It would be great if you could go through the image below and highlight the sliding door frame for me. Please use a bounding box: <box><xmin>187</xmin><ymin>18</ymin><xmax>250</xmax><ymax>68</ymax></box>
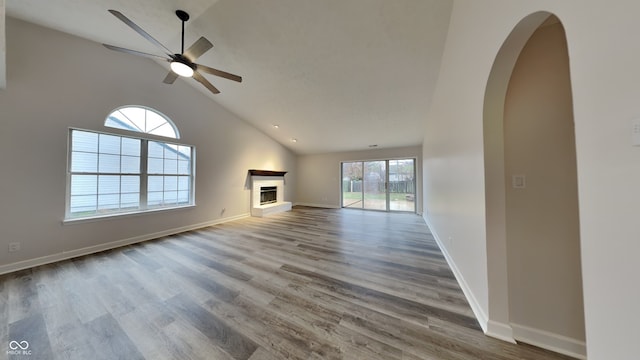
<box><xmin>341</xmin><ymin>157</ymin><xmax>416</xmax><ymax>213</ymax></box>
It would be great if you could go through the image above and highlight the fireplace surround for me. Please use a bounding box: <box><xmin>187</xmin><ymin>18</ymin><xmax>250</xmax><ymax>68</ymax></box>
<box><xmin>249</xmin><ymin>170</ymin><xmax>292</xmax><ymax>217</ymax></box>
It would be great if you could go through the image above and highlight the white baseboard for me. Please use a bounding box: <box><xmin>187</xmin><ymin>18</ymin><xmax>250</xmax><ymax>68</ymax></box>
<box><xmin>512</xmin><ymin>323</ymin><xmax>587</xmax><ymax>360</ymax></box>
<box><xmin>0</xmin><ymin>213</ymin><xmax>250</xmax><ymax>275</ymax></box>
<box><xmin>486</xmin><ymin>320</ymin><xmax>516</xmax><ymax>343</ymax></box>
<box><xmin>423</xmin><ymin>215</ymin><xmax>585</xmax><ymax>358</ymax></box>
<box><xmin>423</xmin><ymin>214</ymin><xmax>490</xmax><ymax>333</ymax></box>
<box><xmin>293</xmin><ymin>202</ymin><xmax>340</xmax><ymax>209</ymax></box>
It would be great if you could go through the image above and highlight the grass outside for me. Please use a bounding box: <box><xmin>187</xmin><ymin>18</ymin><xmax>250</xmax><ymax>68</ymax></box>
<box><xmin>342</xmin><ymin>191</ymin><xmax>411</xmax><ymax>201</ymax></box>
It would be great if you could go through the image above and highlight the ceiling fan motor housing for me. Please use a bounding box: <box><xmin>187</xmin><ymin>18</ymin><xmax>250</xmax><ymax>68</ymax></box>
<box><xmin>173</xmin><ymin>54</ymin><xmax>195</xmax><ymax>68</ymax></box>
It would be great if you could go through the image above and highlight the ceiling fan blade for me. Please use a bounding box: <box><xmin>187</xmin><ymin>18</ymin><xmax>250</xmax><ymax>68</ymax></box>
<box><xmin>195</xmin><ymin>64</ymin><xmax>242</xmax><ymax>83</ymax></box>
<box><xmin>183</xmin><ymin>37</ymin><xmax>213</xmax><ymax>62</ymax></box>
<box><xmin>193</xmin><ymin>71</ymin><xmax>220</xmax><ymax>94</ymax></box>
<box><xmin>163</xmin><ymin>71</ymin><xmax>179</xmax><ymax>84</ymax></box>
<box><xmin>103</xmin><ymin>44</ymin><xmax>170</xmax><ymax>62</ymax></box>
<box><xmin>108</xmin><ymin>10</ymin><xmax>173</xmax><ymax>56</ymax></box>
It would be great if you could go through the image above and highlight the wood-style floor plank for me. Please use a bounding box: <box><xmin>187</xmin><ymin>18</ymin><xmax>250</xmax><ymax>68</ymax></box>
<box><xmin>0</xmin><ymin>206</ymin><xmax>578</xmax><ymax>359</ymax></box>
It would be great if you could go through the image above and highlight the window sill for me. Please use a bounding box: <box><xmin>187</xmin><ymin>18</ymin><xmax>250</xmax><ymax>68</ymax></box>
<box><xmin>62</xmin><ymin>204</ymin><xmax>196</xmax><ymax>225</ymax></box>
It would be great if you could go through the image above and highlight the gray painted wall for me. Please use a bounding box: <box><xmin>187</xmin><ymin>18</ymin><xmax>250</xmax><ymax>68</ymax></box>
<box><xmin>0</xmin><ymin>17</ymin><xmax>296</xmax><ymax>270</ymax></box>
<box><xmin>296</xmin><ymin>146</ymin><xmax>422</xmax><ymax>212</ymax></box>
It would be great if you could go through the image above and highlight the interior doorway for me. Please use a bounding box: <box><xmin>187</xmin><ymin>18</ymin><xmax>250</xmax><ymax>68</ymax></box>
<box><xmin>341</xmin><ymin>158</ymin><xmax>416</xmax><ymax>212</ymax></box>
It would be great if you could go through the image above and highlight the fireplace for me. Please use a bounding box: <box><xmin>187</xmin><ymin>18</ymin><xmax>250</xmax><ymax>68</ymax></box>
<box><xmin>249</xmin><ymin>169</ymin><xmax>292</xmax><ymax>217</ymax></box>
<box><xmin>260</xmin><ymin>186</ymin><xmax>278</xmax><ymax>205</ymax></box>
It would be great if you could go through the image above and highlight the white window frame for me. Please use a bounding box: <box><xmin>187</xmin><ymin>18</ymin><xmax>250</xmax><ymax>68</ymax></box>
<box><xmin>65</xmin><ymin>128</ymin><xmax>195</xmax><ymax>222</ymax></box>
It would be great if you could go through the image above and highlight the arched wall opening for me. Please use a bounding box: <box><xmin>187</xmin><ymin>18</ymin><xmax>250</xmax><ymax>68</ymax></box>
<box><xmin>483</xmin><ymin>12</ymin><xmax>586</xmax><ymax>359</ymax></box>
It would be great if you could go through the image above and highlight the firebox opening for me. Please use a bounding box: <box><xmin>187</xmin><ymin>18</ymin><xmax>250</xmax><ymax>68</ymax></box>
<box><xmin>260</xmin><ymin>186</ymin><xmax>278</xmax><ymax>205</ymax></box>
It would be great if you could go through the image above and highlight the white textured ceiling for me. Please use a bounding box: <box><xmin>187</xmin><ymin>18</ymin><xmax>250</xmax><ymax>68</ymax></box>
<box><xmin>6</xmin><ymin>0</ymin><xmax>453</xmax><ymax>154</ymax></box>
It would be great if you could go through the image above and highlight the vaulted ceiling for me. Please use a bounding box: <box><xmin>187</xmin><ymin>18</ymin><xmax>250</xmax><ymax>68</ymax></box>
<box><xmin>5</xmin><ymin>0</ymin><xmax>453</xmax><ymax>154</ymax></box>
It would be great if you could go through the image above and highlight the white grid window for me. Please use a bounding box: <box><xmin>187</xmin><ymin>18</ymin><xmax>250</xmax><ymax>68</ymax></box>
<box><xmin>66</xmin><ymin>129</ymin><xmax>194</xmax><ymax>220</ymax></box>
<box><xmin>147</xmin><ymin>141</ymin><xmax>192</xmax><ymax>208</ymax></box>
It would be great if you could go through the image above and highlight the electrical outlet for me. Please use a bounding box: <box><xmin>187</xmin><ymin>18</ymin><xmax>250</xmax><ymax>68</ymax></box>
<box><xmin>8</xmin><ymin>242</ymin><xmax>20</xmax><ymax>253</ymax></box>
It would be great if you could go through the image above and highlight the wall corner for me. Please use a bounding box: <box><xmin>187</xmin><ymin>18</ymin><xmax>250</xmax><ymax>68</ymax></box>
<box><xmin>0</xmin><ymin>0</ymin><xmax>6</xmax><ymax>89</ymax></box>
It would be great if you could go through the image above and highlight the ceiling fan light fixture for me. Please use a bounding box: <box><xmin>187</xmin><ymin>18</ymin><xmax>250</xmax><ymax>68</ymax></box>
<box><xmin>170</xmin><ymin>60</ymin><xmax>194</xmax><ymax>77</ymax></box>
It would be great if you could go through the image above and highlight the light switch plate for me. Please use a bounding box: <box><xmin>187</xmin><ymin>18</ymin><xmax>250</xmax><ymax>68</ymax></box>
<box><xmin>632</xmin><ymin>119</ymin><xmax>640</xmax><ymax>146</ymax></box>
<box><xmin>512</xmin><ymin>175</ymin><xmax>526</xmax><ymax>189</ymax></box>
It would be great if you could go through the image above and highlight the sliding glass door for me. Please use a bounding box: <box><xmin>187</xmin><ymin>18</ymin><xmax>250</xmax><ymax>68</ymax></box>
<box><xmin>363</xmin><ymin>161</ymin><xmax>386</xmax><ymax>210</ymax></box>
<box><xmin>342</xmin><ymin>161</ymin><xmax>363</xmax><ymax>208</ymax></box>
<box><xmin>341</xmin><ymin>158</ymin><xmax>415</xmax><ymax>212</ymax></box>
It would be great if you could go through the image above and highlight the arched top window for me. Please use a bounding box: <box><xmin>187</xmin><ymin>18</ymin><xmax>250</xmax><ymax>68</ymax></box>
<box><xmin>105</xmin><ymin>106</ymin><xmax>179</xmax><ymax>139</ymax></box>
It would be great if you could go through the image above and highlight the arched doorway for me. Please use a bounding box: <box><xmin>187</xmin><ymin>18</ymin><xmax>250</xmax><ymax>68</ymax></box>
<box><xmin>483</xmin><ymin>12</ymin><xmax>586</xmax><ymax>359</ymax></box>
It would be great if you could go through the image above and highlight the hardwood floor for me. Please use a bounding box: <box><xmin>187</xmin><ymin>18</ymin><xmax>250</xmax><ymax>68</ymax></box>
<box><xmin>0</xmin><ymin>206</ymin><xmax>576</xmax><ymax>359</ymax></box>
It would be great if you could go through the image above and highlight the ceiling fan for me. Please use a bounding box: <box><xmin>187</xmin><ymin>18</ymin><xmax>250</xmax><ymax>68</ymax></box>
<box><xmin>103</xmin><ymin>9</ymin><xmax>242</xmax><ymax>95</ymax></box>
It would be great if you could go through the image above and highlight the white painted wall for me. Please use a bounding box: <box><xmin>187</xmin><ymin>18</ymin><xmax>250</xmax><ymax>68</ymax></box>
<box><xmin>296</xmin><ymin>146</ymin><xmax>421</xmax><ymax>212</ymax></box>
<box><xmin>423</xmin><ymin>1</ymin><xmax>640</xmax><ymax>358</ymax></box>
<box><xmin>0</xmin><ymin>18</ymin><xmax>296</xmax><ymax>271</ymax></box>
